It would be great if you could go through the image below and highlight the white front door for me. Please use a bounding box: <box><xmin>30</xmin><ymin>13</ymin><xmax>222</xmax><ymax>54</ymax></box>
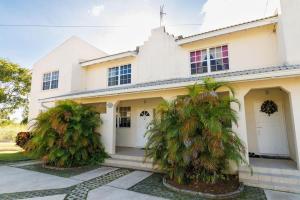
<box><xmin>254</xmin><ymin>100</ymin><xmax>289</xmax><ymax>156</ymax></box>
<box><xmin>136</xmin><ymin>110</ymin><xmax>152</xmax><ymax>148</ymax></box>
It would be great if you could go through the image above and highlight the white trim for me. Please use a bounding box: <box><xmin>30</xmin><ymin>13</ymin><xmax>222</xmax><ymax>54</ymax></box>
<box><xmin>81</xmin><ymin>51</ymin><xmax>137</xmax><ymax>67</ymax></box>
<box><xmin>176</xmin><ymin>16</ymin><xmax>278</xmax><ymax>45</ymax></box>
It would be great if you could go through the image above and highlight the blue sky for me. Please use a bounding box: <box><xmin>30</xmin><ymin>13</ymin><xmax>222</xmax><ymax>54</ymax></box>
<box><xmin>0</xmin><ymin>0</ymin><xmax>279</xmax><ymax>69</ymax></box>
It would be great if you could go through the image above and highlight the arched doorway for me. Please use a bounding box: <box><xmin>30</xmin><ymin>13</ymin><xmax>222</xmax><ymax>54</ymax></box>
<box><xmin>245</xmin><ymin>87</ymin><xmax>296</xmax><ymax>160</ymax></box>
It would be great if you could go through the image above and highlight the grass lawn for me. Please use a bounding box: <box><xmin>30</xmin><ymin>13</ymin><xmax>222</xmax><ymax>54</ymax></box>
<box><xmin>0</xmin><ymin>152</ymin><xmax>32</xmax><ymax>164</ymax></box>
<box><xmin>0</xmin><ymin>123</ymin><xmax>27</xmax><ymax>142</ymax></box>
<box><xmin>19</xmin><ymin>164</ymin><xmax>103</xmax><ymax>177</ymax></box>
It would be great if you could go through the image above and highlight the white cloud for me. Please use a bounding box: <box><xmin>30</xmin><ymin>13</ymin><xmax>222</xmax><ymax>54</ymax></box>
<box><xmin>199</xmin><ymin>0</ymin><xmax>280</xmax><ymax>32</ymax></box>
<box><xmin>89</xmin><ymin>5</ymin><xmax>105</xmax><ymax>16</ymax></box>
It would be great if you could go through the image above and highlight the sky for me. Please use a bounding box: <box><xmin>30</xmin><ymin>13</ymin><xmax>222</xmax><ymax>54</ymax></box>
<box><xmin>0</xmin><ymin>0</ymin><xmax>280</xmax><ymax>70</ymax></box>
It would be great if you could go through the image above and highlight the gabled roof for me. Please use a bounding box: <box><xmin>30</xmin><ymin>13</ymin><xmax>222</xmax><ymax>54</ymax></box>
<box><xmin>176</xmin><ymin>15</ymin><xmax>278</xmax><ymax>45</ymax></box>
<box><xmin>33</xmin><ymin>36</ymin><xmax>107</xmax><ymax>68</ymax></box>
<box><xmin>40</xmin><ymin>64</ymin><xmax>300</xmax><ymax>102</ymax></box>
<box><xmin>80</xmin><ymin>50</ymin><xmax>137</xmax><ymax>67</ymax></box>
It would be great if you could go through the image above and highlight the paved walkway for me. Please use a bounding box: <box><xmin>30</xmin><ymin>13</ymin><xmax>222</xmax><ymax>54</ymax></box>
<box><xmin>0</xmin><ymin>162</ymin><xmax>300</xmax><ymax>200</ymax></box>
<box><xmin>88</xmin><ymin>186</ymin><xmax>165</xmax><ymax>200</ymax></box>
<box><xmin>265</xmin><ymin>190</ymin><xmax>300</xmax><ymax>200</ymax></box>
<box><xmin>0</xmin><ymin>166</ymin><xmax>80</xmax><ymax>193</ymax></box>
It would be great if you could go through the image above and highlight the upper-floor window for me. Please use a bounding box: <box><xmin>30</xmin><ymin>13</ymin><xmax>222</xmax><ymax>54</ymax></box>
<box><xmin>190</xmin><ymin>45</ymin><xmax>229</xmax><ymax>75</ymax></box>
<box><xmin>42</xmin><ymin>71</ymin><xmax>59</xmax><ymax>90</ymax></box>
<box><xmin>209</xmin><ymin>45</ymin><xmax>229</xmax><ymax>72</ymax></box>
<box><xmin>108</xmin><ymin>67</ymin><xmax>119</xmax><ymax>86</ymax></box>
<box><xmin>120</xmin><ymin>65</ymin><xmax>131</xmax><ymax>85</ymax></box>
<box><xmin>190</xmin><ymin>49</ymin><xmax>208</xmax><ymax>74</ymax></box>
<box><xmin>108</xmin><ymin>64</ymin><xmax>131</xmax><ymax>86</ymax></box>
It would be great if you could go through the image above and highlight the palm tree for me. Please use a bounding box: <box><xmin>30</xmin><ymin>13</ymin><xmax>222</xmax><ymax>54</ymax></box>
<box><xmin>145</xmin><ymin>77</ymin><xmax>245</xmax><ymax>184</ymax></box>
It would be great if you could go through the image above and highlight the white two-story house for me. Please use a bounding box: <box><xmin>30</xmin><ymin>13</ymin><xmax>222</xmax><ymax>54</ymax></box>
<box><xmin>29</xmin><ymin>0</ymin><xmax>300</xmax><ymax>192</ymax></box>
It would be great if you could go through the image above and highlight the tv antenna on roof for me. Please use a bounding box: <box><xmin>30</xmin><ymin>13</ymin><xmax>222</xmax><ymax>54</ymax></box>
<box><xmin>160</xmin><ymin>5</ymin><xmax>166</xmax><ymax>26</ymax></box>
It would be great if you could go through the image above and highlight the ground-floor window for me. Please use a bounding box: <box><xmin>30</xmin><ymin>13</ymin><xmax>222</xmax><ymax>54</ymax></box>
<box><xmin>118</xmin><ymin>107</ymin><xmax>131</xmax><ymax>127</ymax></box>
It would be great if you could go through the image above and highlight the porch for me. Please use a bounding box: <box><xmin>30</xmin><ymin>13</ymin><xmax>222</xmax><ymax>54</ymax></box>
<box><xmin>115</xmin><ymin>147</ymin><xmax>145</xmax><ymax>157</ymax></box>
<box><xmin>235</xmin><ymin>81</ymin><xmax>300</xmax><ymax>193</ymax></box>
<box><xmin>239</xmin><ymin>157</ymin><xmax>300</xmax><ymax>193</ymax></box>
<box><xmin>75</xmin><ymin>77</ymin><xmax>300</xmax><ymax>191</ymax></box>
<box><xmin>231</xmin><ymin>80</ymin><xmax>300</xmax><ymax>167</ymax></box>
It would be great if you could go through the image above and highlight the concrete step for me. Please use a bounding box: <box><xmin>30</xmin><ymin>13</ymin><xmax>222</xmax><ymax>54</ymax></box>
<box><xmin>239</xmin><ymin>166</ymin><xmax>300</xmax><ymax>193</ymax></box>
<box><xmin>239</xmin><ymin>165</ymin><xmax>300</xmax><ymax>177</ymax></box>
<box><xmin>241</xmin><ymin>178</ymin><xmax>300</xmax><ymax>193</ymax></box>
<box><xmin>109</xmin><ymin>154</ymin><xmax>153</xmax><ymax>163</ymax></box>
<box><xmin>103</xmin><ymin>157</ymin><xmax>157</xmax><ymax>172</ymax></box>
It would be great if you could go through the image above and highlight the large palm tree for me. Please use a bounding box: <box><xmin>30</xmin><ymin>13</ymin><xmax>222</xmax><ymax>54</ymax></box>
<box><xmin>145</xmin><ymin>77</ymin><xmax>245</xmax><ymax>184</ymax></box>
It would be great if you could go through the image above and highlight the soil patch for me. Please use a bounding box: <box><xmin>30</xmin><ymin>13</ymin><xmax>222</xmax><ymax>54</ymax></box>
<box><xmin>166</xmin><ymin>175</ymin><xmax>240</xmax><ymax>195</ymax></box>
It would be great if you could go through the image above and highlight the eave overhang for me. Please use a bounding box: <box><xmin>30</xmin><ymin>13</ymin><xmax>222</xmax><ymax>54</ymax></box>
<box><xmin>39</xmin><ymin>65</ymin><xmax>300</xmax><ymax>103</ymax></box>
<box><xmin>80</xmin><ymin>51</ymin><xmax>137</xmax><ymax>67</ymax></box>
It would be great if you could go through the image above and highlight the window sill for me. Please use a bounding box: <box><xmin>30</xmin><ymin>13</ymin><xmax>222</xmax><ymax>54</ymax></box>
<box><xmin>108</xmin><ymin>82</ymin><xmax>132</xmax><ymax>88</ymax></box>
<box><xmin>41</xmin><ymin>88</ymin><xmax>59</xmax><ymax>92</ymax></box>
<box><xmin>190</xmin><ymin>68</ymin><xmax>230</xmax><ymax>76</ymax></box>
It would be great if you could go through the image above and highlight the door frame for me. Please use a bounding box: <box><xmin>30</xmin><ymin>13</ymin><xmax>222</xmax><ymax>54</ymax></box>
<box><xmin>136</xmin><ymin>108</ymin><xmax>153</xmax><ymax>148</ymax></box>
<box><xmin>254</xmin><ymin>100</ymin><xmax>289</xmax><ymax>156</ymax></box>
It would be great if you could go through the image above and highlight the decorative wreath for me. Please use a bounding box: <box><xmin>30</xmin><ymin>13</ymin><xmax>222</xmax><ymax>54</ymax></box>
<box><xmin>260</xmin><ymin>100</ymin><xmax>278</xmax><ymax>116</ymax></box>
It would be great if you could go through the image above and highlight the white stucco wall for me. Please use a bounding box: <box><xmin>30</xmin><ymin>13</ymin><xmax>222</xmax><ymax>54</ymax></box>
<box><xmin>83</xmin><ymin>25</ymin><xmax>281</xmax><ymax>93</ymax></box>
<box><xmin>85</xmin><ymin>57</ymin><xmax>135</xmax><ymax>91</ymax></box>
<box><xmin>28</xmin><ymin>36</ymin><xmax>106</xmax><ymax>120</ymax></box>
<box><xmin>116</xmin><ymin>98</ymin><xmax>162</xmax><ymax>148</ymax></box>
<box><xmin>134</xmin><ymin>27</ymin><xmax>189</xmax><ymax>82</ymax></box>
<box><xmin>277</xmin><ymin>0</ymin><xmax>300</xmax><ymax>65</ymax></box>
<box><xmin>181</xmin><ymin>25</ymin><xmax>280</xmax><ymax>71</ymax></box>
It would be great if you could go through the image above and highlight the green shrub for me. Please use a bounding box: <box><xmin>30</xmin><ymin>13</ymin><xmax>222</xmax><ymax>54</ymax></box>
<box><xmin>145</xmin><ymin>78</ymin><xmax>246</xmax><ymax>184</ymax></box>
<box><xmin>26</xmin><ymin>100</ymin><xmax>108</xmax><ymax>167</ymax></box>
<box><xmin>16</xmin><ymin>132</ymin><xmax>32</xmax><ymax>148</ymax></box>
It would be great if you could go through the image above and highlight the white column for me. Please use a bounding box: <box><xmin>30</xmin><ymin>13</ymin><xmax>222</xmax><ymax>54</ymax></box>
<box><xmin>100</xmin><ymin>101</ymin><xmax>118</xmax><ymax>154</ymax></box>
<box><xmin>289</xmin><ymin>89</ymin><xmax>300</xmax><ymax>169</ymax></box>
<box><xmin>231</xmin><ymin>89</ymin><xmax>249</xmax><ymax>163</ymax></box>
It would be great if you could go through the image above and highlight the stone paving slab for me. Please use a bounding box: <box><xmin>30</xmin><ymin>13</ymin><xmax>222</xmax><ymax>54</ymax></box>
<box><xmin>65</xmin><ymin>168</ymin><xmax>131</xmax><ymax>200</ymax></box>
<box><xmin>107</xmin><ymin>170</ymin><xmax>152</xmax><ymax>189</ymax></box>
<box><xmin>265</xmin><ymin>190</ymin><xmax>300</xmax><ymax>200</ymax></box>
<box><xmin>70</xmin><ymin>166</ymin><xmax>118</xmax><ymax>181</ymax></box>
<box><xmin>0</xmin><ymin>166</ymin><xmax>80</xmax><ymax>194</ymax></box>
<box><xmin>88</xmin><ymin>185</ymin><xmax>167</xmax><ymax>200</ymax></box>
<box><xmin>22</xmin><ymin>194</ymin><xmax>66</xmax><ymax>200</ymax></box>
